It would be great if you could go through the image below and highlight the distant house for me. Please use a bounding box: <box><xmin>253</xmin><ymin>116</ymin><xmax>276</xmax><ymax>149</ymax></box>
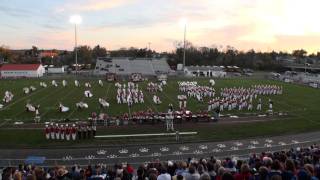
<box><xmin>0</xmin><ymin>64</ymin><xmax>45</xmax><ymax>78</ymax></box>
<box><xmin>39</xmin><ymin>51</ymin><xmax>58</xmax><ymax>58</ymax></box>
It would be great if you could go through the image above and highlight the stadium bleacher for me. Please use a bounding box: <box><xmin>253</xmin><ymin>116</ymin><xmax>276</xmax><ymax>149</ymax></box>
<box><xmin>94</xmin><ymin>57</ymin><xmax>171</xmax><ymax>76</ymax></box>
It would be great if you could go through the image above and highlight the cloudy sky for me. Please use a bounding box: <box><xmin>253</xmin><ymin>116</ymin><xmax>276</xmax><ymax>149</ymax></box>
<box><xmin>1</xmin><ymin>0</ymin><xmax>320</xmax><ymax>53</ymax></box>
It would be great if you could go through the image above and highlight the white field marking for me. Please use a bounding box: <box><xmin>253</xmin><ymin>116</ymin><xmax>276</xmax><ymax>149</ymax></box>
<box><xmin>1</xmin><ymin>87</ymin><xmax>47</xmax><ymax>111</ymax></box>
<box><xmin>128</xmin><ymin>105</ymin><xmax>132</xmax><ymax>119</ymax></box>
<box><xmin>67</xmin><ymin>82</ymin><xmax>102</xmax><ymax>118</ymax></box>
<box><xmin>70</xmin><ymin>83</ymin><xmax>108</xmax><ymax>118</ymax></box>
<box><xmin>0</xmin><ymin>119</ymin><xmax>12</xmax><ymax>127</ymax></box>
<box><xmin>9</xmin><ymin>87</ymin><xmax>62</xmax><ymax>120</ymax></box>
<box><xmin>106</xmin><ymin>154</ymin><xmax>118</xmax><ymax>159</ymax></box>
<box><xmin>2</xmin><ymin>139</ymin><xmax>318</xmax><ymax>163</ymax></box>
<box><xmin>160</xmin><ymin>147</ymin><xmax>170</xmax><ymax>152</ymax></box>
<box><xmin>163</xmin><ymin>81</ymin><xmax>184</xmax><ymax>107</ymax></box>
<box><xmin>145</xmin><ymin>92</ymin><xmax>159</xmax><ymax>112</ymax></box>
<box><xmin>96</xmin><ymin>150</ymin><xmax>107</xmax><ymax>155</ymax></box>
<box><xmin>129</xmin><ymin>153</ymin><xmax>140</xmax><ymax>157</ymax></box>
<box><xmin>88</xmin><ymin>139</ymin><xmax>313</xmax><ymax>159</ymax></box>
<box><xmin>95</xmin><ymin>132</ymin><xmax>198</xmax><ymax>138</ymax></box>
<box><xmin>40</xmin><ymin>87</ymin><xmax>78</xmax><ymax>118</ymax></box>
<box><xmin>119</xmin><ymin>148</ymin><xmax>129</xmax><ymax>154</ymax></box>
<box><xmin>139</xmin><ymin>147</ymin><xmax>149</xmax><ymax>153</ymax></box>
<box><xmin>199</xmin><ymin>145</ymin><xmax>208</xmax><ymax>150</ymax></box>
<box><xmin>67</xmin><ymin>95</ymin><xmax>86</xmax><ymax>118</ymax></box>
<box><xmin>159</xmin><ymin>86</ymin><xmax>179</xmax><ymax>107</ymax></box>
<box><xmin>144</xmin><ymin>90</ymin><xmax>159</xmax><ymax>112</ymax></box>
<box><xmin>100</xmin><ymin>82</ymin><xmax>112</xmax><ymax>114</ymax></box>
<box><xmin>220</xmin><ymin>119</ymin><xmax>279</xmax><ymax>124</ymax></box>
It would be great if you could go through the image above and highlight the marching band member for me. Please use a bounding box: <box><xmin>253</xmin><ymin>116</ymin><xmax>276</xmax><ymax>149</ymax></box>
<box><xmin>71</xmin><ymin>124</ymin><xmax>77</xmax><ymax>140</ymax></box>
<box><xmin>248</xmin><ymin>100</ymin><xmax>253</xmax><ymax>111</ymax></box>
<box><xmin>269</xmin><ymin>99</ymin><xmax>273</xmax><ymax>110</ymax></box>
<box><xmin>74</xmin><ymin>80</ymin><xmax>80</xmax><ymax>87</ymax></box>
<box><xmin>65</xmin><ymin>124</ymin><xmax>71</xmax><ymax>141</ymax></box>
<box><xmin>166</xmin><ymin>111</ymin><xmax>174</xmax><ymax>131</ymax></box>
<box><xmin>257</xmin><ymin>98</ymin><xmax>262</xmax><ymax>111</ymax></box>
<box><xmin>45</xmin><ymin>125</ymin><xmax>50</xmax><ymax>140</ymax></box>
<box><xmin>34</xmin><ymin>105</ymin><xmax>40</xmax><ymax>123</ymax></box>
<box><xmin>98</xmin><ymin>80</ymin><xmax>103</xmax><ymax>87</ymax></box>
<box><xmin>62</xmin><ymin>80</ymin><xmax>67</xmax><ymax>87</ymax></box>
<box><xmin>87</xmin><ymin>124</ymin><xmax>92</xmax><ymax>138</ymax></box>
<box><xmin>92</xmin><ymin>122</ymin><xmax>97</xmax><ymax>137</ymax></box>
<box><xmin>77</xmin><ymin>123</ymin><xmax>82</xmax><ymax>140</ymax></box>
<box><xmin>81</xmin><ymin>125</ymin><xmax>87</xmax><ymax>139</ymax></box>
<box><xmin>50</xmin><ymin>123</ymin><xmax>55</xmax><ymax>140</ymax></box>
<box><xmin>60</xmin><ymin>124</ymin><xmax>65</xmax><ymax>140</ymax></box>
<box><xmin>52</xmin><ymin>80</ymin><xmax>58</xmax><ymax>87</ymax></box>
<box><xmin>55</xmin><ymin>123</ymin><xmax>60</xmax><ymax>140</ymax></box>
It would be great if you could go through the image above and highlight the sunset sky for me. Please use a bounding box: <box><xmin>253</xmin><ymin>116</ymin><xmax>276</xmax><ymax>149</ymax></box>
<box><xmin>1</xmin><ymin>0</ymin><xmax>320</xmax><ymax>53</ymax></box>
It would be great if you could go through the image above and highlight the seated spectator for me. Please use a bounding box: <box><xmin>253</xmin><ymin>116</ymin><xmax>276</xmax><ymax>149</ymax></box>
<box><xmin>222</xmin><ymin>172</ymin><xmax>235</xmax><ymax>180</ymax></box>
<box><xmin>157</xmin><ymin>166</ymin><xmax>171</xmax><ymax>180</ymax></box>
<box><xmin>234</xmin><ymin>164</ymin><xmax>251</xmax><ymax>180</ymax></box>
<box><xmin>282</xmin><ymin>159</ymin><xmax>296</xmax><ymax>180</ymax></box>
<box><xmin>258</xmin><ymin>166</ymin><xmax>270</xmax><ymax>180</ymax></box>
<box><xmin>185</xmin><ymin>165</ymin><xmax>201</xmax><ymax>180</ymax></box>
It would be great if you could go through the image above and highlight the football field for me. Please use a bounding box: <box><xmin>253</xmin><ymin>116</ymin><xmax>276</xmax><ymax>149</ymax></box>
<box><xmin>0</xmin><ymin>77</ymin><xmax>306</xmax><ymax>123</ymax></box>
<box><xmin>0</xmin><ymin>77</ymin><xmax>320</xmax><ymax>147</ymax></box>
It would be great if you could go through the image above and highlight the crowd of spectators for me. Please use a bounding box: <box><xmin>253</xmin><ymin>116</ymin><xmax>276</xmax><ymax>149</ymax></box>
<box><xmin>2</xmin><ymin>144</ymin><xmax>320</xmax><ymax>180</ymax></box>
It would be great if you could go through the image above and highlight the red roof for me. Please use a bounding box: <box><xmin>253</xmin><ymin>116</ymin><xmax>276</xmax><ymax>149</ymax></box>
<box><xmin>0</xmin><ymin>64</ymin><xmax>41</xmax><ymax>71</ymax></box>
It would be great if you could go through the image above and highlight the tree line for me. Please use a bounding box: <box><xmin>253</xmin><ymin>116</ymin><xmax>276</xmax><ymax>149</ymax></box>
<box><xmin>1</xmin><ymin>43</ymin><xmax>319</xmax><ymax>71</ymax></box>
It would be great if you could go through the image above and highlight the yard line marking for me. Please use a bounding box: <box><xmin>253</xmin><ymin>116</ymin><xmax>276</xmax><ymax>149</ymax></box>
<box><xmin>67</xmin><ymin>91</ymin><xmax>87</xmax><ymax>119</ymax></box>
<box><xmin>40</xmin><ymin>87</ymin><xmax>78</xmax><ymax>118</ymax></box>
<box><xmin>101</xmin><ymin>81</ymin><xmax>112</xmax><ymax>114</ymax></box>
<box><xmin>163</xmin><ymin>81</ymin><xmax>182</xmax><ymax>107</ymax></box>
<box><xmin>9</xmin><ymin>87</ymin><xmax>63</xmax><ymax>121</ymax></box>
<box><xmin>0</xmin><ymin>119</ymin><xmax>11</xmax><ymax>128</ymax></box>
<box><xmin>160</xmin><ymin>89</ymin><xmax>178</xmax><ymax>107</ymax></box>
<box><xmin>144</xmin><ymin>89</ymin><xmax>159</xmax><ymax>113</ymax></box>
<box><xmin>128</xmin><ymin>105</ymin><xmax>132</xmax><ymax>118</ymax></box>
<box><xmin>104</xmin><ymin>81</ymin><xmax>112</xmax><ymax>99</ymax></box>
<box><xmin>69</xmin><ymin>81</ymin><xmax>112</xmax><ymax>119</ymax></box>
<box><xmin>1</xmin><ymin>87</ymin><xmax>47</xmax><ymax>111</ymax></box>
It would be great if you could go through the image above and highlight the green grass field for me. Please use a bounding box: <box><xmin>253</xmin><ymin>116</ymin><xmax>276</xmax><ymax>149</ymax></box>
<box><xmin>0</xmin><ymin>77</ymin><xmax>319</xmax><ymax>147</ymax></box>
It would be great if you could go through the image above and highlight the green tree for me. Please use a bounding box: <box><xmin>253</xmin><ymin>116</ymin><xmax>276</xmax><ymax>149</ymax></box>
<box><xmin>77</xmin><ymin>45</ymin><xmax>92</xmax><ymax>64</ymax></box>
<box><xmin>92</xmin><ymin>45</ymin><xmax>107</xmax><ymax>59</ymax></box>
<box><xmin>0</xmin><ymin>45</ymin><xmax>12</xmax><ymax>63</ymax></box>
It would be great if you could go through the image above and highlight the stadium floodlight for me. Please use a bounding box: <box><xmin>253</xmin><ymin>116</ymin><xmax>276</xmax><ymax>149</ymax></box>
<box><xmin>69</xmin><ymin>15</ymin><xmax>82</xmax><ymax>74</ymax></box>
<box><xmin>179</xmin><ymin>18</ymin><xmax>188</xmax><ymax>69</ymax></box>
<box><xmin>69</xmin><ymin>15</ymin><xmax>82</xmax><ymax>25</ymax></box>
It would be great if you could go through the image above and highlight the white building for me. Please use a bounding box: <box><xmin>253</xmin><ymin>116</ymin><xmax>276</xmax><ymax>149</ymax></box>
<box><xmin>0</xmin><ymin>64</ymin><xmax>45</xmax><ymax>78</ymax></box>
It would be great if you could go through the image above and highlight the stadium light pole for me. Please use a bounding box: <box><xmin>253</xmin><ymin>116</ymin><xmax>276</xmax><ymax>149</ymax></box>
<box><xmin>179</xmin><ymin>18</ymin><xmax>187</xmax><ymax>69</ymax></box>
<box><xmin>69</xmin><ymin>15</ymin><xmax>82</xmax><ymax>74</ymax></box>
